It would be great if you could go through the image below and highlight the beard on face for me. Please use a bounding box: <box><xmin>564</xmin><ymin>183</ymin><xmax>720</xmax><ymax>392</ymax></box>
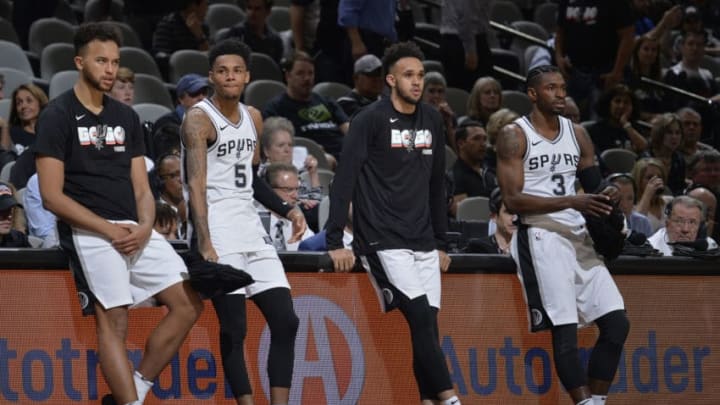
<box><xmin>396</xmin><ymin>84</ymin><xmax>420</xmax><ymax>106</ymax></box>
<box><xmin>83</xmin><ymin>69</ymin><xmax>113</xmax><ymax>92</ymax></box>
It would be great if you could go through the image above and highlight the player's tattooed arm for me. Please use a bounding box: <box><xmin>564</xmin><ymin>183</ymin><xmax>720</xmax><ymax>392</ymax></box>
<box><xmin>495</xmin><ymin>124</ymin><xmax>527</xmax><ymax>213</ymax></box>
<box><xmin>181</xmin><ymin>107</ymin><xmax>218</xmax><ymax>261</ymax></box>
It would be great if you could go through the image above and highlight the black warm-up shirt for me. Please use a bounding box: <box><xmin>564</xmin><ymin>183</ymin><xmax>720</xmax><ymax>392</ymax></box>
<box><xmin>325</xmin><ymin>97</ymin><xmax>448</xmax><ymax>254</ymax></box>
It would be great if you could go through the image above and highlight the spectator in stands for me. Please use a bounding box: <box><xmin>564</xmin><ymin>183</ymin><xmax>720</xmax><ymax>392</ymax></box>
<box><xmin>586</xmin><ymin>84</ymin><xmax>648</xmax><ymax>155</ymax></box>
<box><xmin>337</xmin><ymin>54</ymin><xmax>384</xmax><ymax>117</ymax></box>
<box><xmin>7</xmin><ymin>84</ymin><xmax>48</xmax><ymax>156</ymax></box>
<box><xmin>0</xmin><ymin>182</ymin><xmax>29</xmax><ymax>247</ymax></box>
<box><xmin>153</xmin><ymin>153</ymin><xmax>186</xmax><ymax>239</ymax></box>
<box><xmin>449</xmin><ymin>120</ymin><xmax>496</xmax><ymax>217</ymax></box>
<box><xmin>154</xmin><ymin>201</ymin><xmax>179</xmax><ymax>240</ymax></box>
<box><xmin>484</xmin><ymin>108</ymin><xmax>519</xmax><ymax>176</ymax></box>
<box><xmin>633</xmin><ymin>157</ymin><xmax>673</xmax><ymax>234</ymax></box>
<box><xmin>466</xmin><ymin>188</ymin><xmax>516</xmax><ymax>255</ymax></box>
<box><xmin>298</xmin><ymin>204</ymin><xmax>354</xmax><ymax>252</ymax></box>
<box><xmin>640</xmin><ymin>113</ymin><xmax>687</xmax><ymax>195</ymax></box>
<box><xmin>626</xmin><ymin>36</ymin><xmax>665</xmax><ymax>121</ymax></box>
<box><xmin>466</xmin><ymin>76</ymin><xmax>502</xmax><ymax>125</ymax></box>
<box><xmin>648</xmin><ymin>195</ymin><xmax>718</xmax><ymax>255</ymax></box>
<box><xmin>440</xmin><ymin>0</ymin><xmax>492</xmax><ymax>91</ymax></box>
<box><xmin>152</xmin><ymin>0</ymin><xmax>210</xmax><ymax>56</ymax></box>
<box><xmin>555</xmin><ymin>0</ymin><xmax>635</xmax><ymax>120</ymax></box>
<box><xmin>23</xmin><ymin>173</ymin><xmax>58</xmax><ymax>247</ymax></box>
<box><xmin>260</xmin><ymin>116</ymin><xmax>322</xmax><ymax>201</ymax></box>
<box><xmin>218</xmin><ymin>0</ymin><xmax>284</xmax><ymax>65</ymax></box>
<box><xmin>608</xmin><ymin>172</ymin><xmax>653</xmax><ymax>237</ymax></box>
<box><xmin>263</xmin><ymin>51</ymin><xmax>349</xmax><ymax>159</ymax></box>
<box><xmin>422</xmin><ymin>71</ymin><xmax>457</xmax><ymax>150</ymax></box>
<box><xmin>631</xmin><ymin>1</ymin><xmax>682</xmax><ymax>39</ymax></box>
<box><xmin>263</xmin><ymin>163</ymin><xmax>315</xmax><ymax>251</ymax></box>
<box><xmin>154</xmin><ymin>73</ymin><xmax>209</xmax><ymax>137</ymax></box>
<box><xmin>664</xmin><ymin>29</ymin><xmax>720</xmax><ymax>139</ymax></box>
<box><xmin>672</xmin><ymin>6</ymin><xmax>720</xmax><ymax>61</ymax></box>
<box><xmin>678</xmin><ymin>107</ymin><xmax>716</xmax><ymax>164</ymax></box>
<box><xmin>686</xmin><ymin>150</ymin><xmax>720</xmax><ymax>240</ymax></box>
<box><xmin>687</xmin><ymin>185</ymin><xmax>717</xmax><ymax>240</ymax></box>
<box><xmin>562</xmin><ymin>96</ymin><xmax>581</xmax><ymax>124</ymax></box>
<box><xmin>108</xmin><ymin>67</ymin><xmax>135</xmax><ymax>106</ymax></box>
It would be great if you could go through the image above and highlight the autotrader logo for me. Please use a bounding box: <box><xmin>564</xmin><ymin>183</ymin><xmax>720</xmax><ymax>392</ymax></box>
<box><xmin>258</xmin><ymin>295</ymin><xmax>365</xmax><ymax>404</ymax></box>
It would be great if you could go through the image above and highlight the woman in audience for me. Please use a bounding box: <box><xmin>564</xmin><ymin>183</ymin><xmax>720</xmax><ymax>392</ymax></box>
<box><xmin>260</xmin><ymin>116</ymin><xmax>322</xmax><ymax>202</ymax></box>
<box><xmin>585</xmin><ymin>84</ymin><xmax>648</xmax><ymax>155</ymax></box>
<box><xmin>108</xmin><ymin>67</ymin><xmax>135</xmax><ymax>106</ymax></box>
<box><xmin>632</xmin><ymin>157</ymin><xmax>673</xmax><ymax>234</ymax></box>
<box><xmin>640</xmin><ymin>113</ymin><xmax>687</xmax><ymax>195</ymax></box>
<box><xmin>466</xmin><ymin>76</ymin><xmax>502</xmax><ymax>125</ymax></box>
<box><xmin>484</xmin><ymin>108</ymin><xmax>519</xmax><ymax>175</ymax></box>
<box><xmin>7</xmin><ymin>84</ymin><xmax>48</xmax><ymax>155</ymax></box>
<box><xmin>423</xmin><ymin>71</ymin><xmax>457</xmax><ymax>150</ymax></box>
<box><xmin>626</xmin><ymin>35</ymin><xmax>665</xmax><ymax>121</ymax></box>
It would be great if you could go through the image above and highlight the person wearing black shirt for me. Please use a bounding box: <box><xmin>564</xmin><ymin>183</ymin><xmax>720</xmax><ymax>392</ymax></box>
<box><xmin>325</xmin><ymin>42</ymin><xmax>461</xmax><ymax>405</ymax></box>
<box><xmin>34</xmin><ymin>23</ymin><xmax>203</xmax><ymax>405</ymax></box>
<box><xmin>0</xmin><ymin>183</ymin><xmax>30</xmax><ymax>248</ymax></box>
<box><xmin>448</xmin><ymin>120</ymin><xmax>497</xmax><ymax>217</ymax></box>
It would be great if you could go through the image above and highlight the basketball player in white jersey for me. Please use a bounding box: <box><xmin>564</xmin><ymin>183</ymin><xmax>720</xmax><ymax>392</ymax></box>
<box><xmin>496</xmin><ymin>65</ymin><xmax>630</xmax><ymax>405</ymax></box>
<box><xmin>181</xmin><ymin>39</ymin><xmax>305</xmax><ymax>405</ymax></box>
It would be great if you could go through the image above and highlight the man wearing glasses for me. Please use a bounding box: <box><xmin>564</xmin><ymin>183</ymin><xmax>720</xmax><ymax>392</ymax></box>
<box><xmin>648</xmin><ymin>195</ymin><xmax>718</xmax><ymax>255</ymax></box>
<box><xmin>263</xmin><ymin>162</ymin><xmax>315</xmax><ymax>251</ymax></box>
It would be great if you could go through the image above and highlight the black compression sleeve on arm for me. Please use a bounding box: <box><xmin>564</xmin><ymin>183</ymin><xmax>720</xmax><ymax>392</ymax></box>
<box><xmin>577</xmin><ymin>165</ymin><xmax>605</xmax><ymax>194</ymax></box>
<box><xmin>252</xmin><ymin>165</ymin><xmax>293</xmax><ymax>218</ymax></box>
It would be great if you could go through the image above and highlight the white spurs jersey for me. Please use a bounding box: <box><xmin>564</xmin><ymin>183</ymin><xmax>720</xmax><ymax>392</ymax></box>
<box><xmin>514</xmin><ymin>115</ymin><xmax>585</xmax><ymax>228</ymax></box>
<box><xmin>183</xmin><ymin>99</ymin><xmax>269</xmax><ymax>253</ymax></box>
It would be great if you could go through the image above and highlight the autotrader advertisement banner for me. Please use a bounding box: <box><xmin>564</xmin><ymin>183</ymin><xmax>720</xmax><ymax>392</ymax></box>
<box><xmin>0</xmin><ymin>271</ymin><xmax>717</xmax><ymax>404</ymax></box>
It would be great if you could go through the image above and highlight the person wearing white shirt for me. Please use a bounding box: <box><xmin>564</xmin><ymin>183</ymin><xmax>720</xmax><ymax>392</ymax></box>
<box><xmin>23</xmin><ymin>173</ymin><xmax>58</xmax><ymax>247</ymax></box>
<box><xmin>264</xmin><ymin>162</ymin><xmax>315</xmax><ymax>251</ymax></box>
<box><xmin>648</xmin><ymin>195</ymin><xmax>718</xmax><ymax>256</ymax></box>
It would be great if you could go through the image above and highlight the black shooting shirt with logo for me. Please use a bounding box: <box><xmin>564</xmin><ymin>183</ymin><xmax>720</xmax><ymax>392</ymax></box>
<box><xmin>34</xmin><ymin>90</ymin><xmax>145</xmax><ymax>221</ymax></box>
<box><xmin>325</xmin><ymin>97</ymin><xmax>448</xmax><ymax>254</ymax></box>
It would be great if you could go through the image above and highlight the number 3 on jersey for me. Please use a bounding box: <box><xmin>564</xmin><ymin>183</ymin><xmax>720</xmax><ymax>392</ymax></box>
<box><xmin>551</xmin><ymin>174</ymin><xmax>566</xmax><ymax>196</ymax></box>
<box><xmin>235</xmin><ymin>163</ymin><xmax>247</xmax><ymax>188</ymax></box>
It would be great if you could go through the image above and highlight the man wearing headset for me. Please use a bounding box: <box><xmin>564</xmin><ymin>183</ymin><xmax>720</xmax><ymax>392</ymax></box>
<box><xmin>648</xmin><ymin>195</ymin><xmax>718</xmax><ymax>255</ymax></box>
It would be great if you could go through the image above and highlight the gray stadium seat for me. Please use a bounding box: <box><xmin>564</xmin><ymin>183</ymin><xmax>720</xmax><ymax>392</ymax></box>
<box><xmin>133</xmin><ymin>103</ymin><xmax>173</xmax><ymax>124</ymax></box>
<box><xmin>300</xmin><ymin>168</ymin><xmax>334</xmax><ymax>196</ymax></box>
<box><xmin>0</xmin><ymin>67</ymin><xmax>34</xmax><ymax>98</ymax></box>
<box><xmin>244</xmin><ymin>79</ymin><xmax>286</xmax><ymax>110</ymax></box>
<box><xmin>0</xmin><ymin>160</ymin><xmax>14</xmax><ymax>182</ymax></box>
<box><xmin>445</xmin><ymin>144</ymin><xmax>457</xmax><ymax>172</ymax></box>
<box><xmin>269</xmin><ymin>6</ymin><xmax>290</xmax><ymax>32</ymax></box>
<box><xmin>533</xmin><ymin>2</ymin><xmax>558</xmax><ymax>34</ymax></box>
<box><xmin>133</xmin><ymin>73</ymin><xmax>174</xmax><ymax>109</ymax></box>
<box><xmin>249</xmin><ymin>52</ymin><xmax>283</xmax><ymax>82</ymax></box>
<box><xmin>48</xmin><ymin>70</ymin><xmax>79</xmax><ymax>99</ymax></box>
<box><xmin>294</xmin><ymin>137</ymin><xmax>331</xmax><ymax>170</ymax></box>
<box><xmin>510</xmin><ymin>21</ymin><xmax>550</xmax><ymax>73</ymax></box>
<box><xmin>169</xmin><ymin>49</ymin><xmax>210</xmax><ymax>84</ymax></box>
<box><xmin>84</xmin><ymin>0</ymin><xmax>124</xmax><ymax>22</ymax></box>
<box><xmin>456</xmin><ymin>196</ymin><xmax>491</xmax><ymax>221</ymax></box>
<box><xmin>107</xmin><ymin>21</ymin><xmax>143</xmax><ymax>48</ymax></box>
<box><xmin>601</xmin><ymin>148</ymin><xmax>638</xmax><ymax>174</ymax></box>
<box><xmin>0</xmin><ymin>17</ymin><xmax>19</xmax><ymax>44</ymax></box>
<box><xmin>501</xmin><ymin>90</ymin><xmax>532</xmax><ymax>116</ymax></box>
<box><xmin>28</xmin><ymin>18</ymin><xmax>76</xmax><ymax>56</ymax></box>
<box><xmin>423</xmin><ymin>60</ymin><xmax>444</xmax><ymax>75</ymax></box>
<box><xmin>40</xmin><ymin>43</ymin><xmax>75</xmax><ymax>80</ymax></box>
<box><xmin>0</xmin><ymin>40</ymin><xmax>34</xmax><ymax>76</ymax></box>
<box><xmin>205</xmin><ymin>3</ymin><xmax>245</xmax><ymax>37</ymax></box>
<box><xmin>119</xmin><ymin>47</ymin><xmax>162</xmax><ymax>79</ymax></box>
<box><xmin>445</xmin><ymin>87</ymin><xmax>470</xmax><ymax>117</ymax></box>
<box><xmin>312</xmin><ymin>82</ymin><xmax>352</xmax><ymax>101</ymax></box>
<box><xmin>490</xmin><ymin>1</ymin><xmax>523</xmax><ymax>25</ymax></box>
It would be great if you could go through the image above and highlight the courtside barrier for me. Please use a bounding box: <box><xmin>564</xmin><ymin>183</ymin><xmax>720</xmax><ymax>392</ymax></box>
<box><xmin>0</xmin><ymin>250</ymin><xmax>717</xmax><ymax>404</ymax></box>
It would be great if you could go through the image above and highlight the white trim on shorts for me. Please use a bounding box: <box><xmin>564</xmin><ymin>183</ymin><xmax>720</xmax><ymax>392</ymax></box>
<box><xmin>70</xmin><ymin>222</ymin><xmax>188</xmax><ymax>311</ymax></box>
<box><xmin>218</xmin><ymin>247</ymin><xmax>290</xmax><ymax>297</ymax></box>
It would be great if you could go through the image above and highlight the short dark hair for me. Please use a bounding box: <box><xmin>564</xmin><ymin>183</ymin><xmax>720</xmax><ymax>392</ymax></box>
<box><xmin>455</xmin><ymin>119</ymin><xmax>484</xmax><ymax>143</ymax></box>
<box><xmin>74</xmin><ymin>22</ymin><xmax>122</xmax><ymax>55</ymax></box>
<box><xmin>594</xmin><ymin>84</ymin><xmax>639</xmax><ymax>120</ymax></box>
<box><xmin>209</xmin><ymin>38</ymin><xmax>251</xmax><ymax>69</ymax></box>
<box><xmin>525</xmin><ymin>65</ymin><xmax>560</xmax><ymax>89</ymax></box>
<box><xmin>382</xmin><ymin>41</ymin><xmax>424</xmax><ymax>76</ymax></box>
<box><xmin>681</xmin><ymin>29</ymin><xmax>708</xmax><ymax>45</ymax></box>
<box><xmin>281</xmin><ymin>50</ymin><xmax>314</xmax><ymax>73</ymax></box>
<box><xmin>265</xmin><ymin>162</ymin><xmax>298</xmax><ymax>187</ymax></box>
<box><xmin>688</xmin><ymin>150</ymin><xmax>720</xmax><ymax>173</ymax></box>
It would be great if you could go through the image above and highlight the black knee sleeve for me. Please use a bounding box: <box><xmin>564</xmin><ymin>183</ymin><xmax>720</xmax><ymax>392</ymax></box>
<box><xmin>253</xmin><ymin>288</ymin><xmax>299</xmax><ymax>389</ymax></box>
<box><xmin>589</xmin><ymin>310</ymin><xmax>630</xmax><ymax>381</ymax></box>
<box><xmin>551</xmin><ymin>324</ymin><xmax>587</xmax><ymax>391</ymax></box>
<box><xmin>212</xmin><ymin>294</ymin><xmax>251</xmax><ymax>396</ymax></box>
<box><xmin>398</xmin><ymin>296</ymin><xmax>452</xmax><ymax>398</ymax></box>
